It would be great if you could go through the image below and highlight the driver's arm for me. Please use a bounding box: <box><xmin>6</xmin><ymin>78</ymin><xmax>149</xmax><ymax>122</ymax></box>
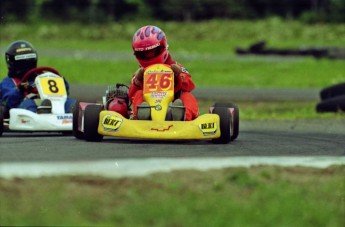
<box><xmin>1</xmin><ymin>77</ymin><xmax>25</xmax><ymax>109</ymax></box>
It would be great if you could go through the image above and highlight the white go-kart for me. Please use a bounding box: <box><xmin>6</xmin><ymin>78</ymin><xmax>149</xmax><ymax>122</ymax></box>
<box><xmin>0</xmin><ymin>67</ymin><xmax>73</xmax><ymax>136</ymax></box>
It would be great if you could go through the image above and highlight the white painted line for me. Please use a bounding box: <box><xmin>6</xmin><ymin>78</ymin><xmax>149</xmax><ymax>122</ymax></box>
<box><xmin>1</xmin><ymin>156</ymin><xmax>344</xmax><ymax>178</ymax></box>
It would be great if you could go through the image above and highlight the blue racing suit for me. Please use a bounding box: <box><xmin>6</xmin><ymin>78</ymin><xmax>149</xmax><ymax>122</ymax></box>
<box><xmin>0</xmin><ymin>75</ymin><xmax>75</xmax><ymax>113</ymax></box>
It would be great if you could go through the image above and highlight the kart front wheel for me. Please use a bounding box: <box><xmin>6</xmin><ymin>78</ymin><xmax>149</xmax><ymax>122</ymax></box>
<box><xmin>212</xmin><ymin>107</ymin><xmax>232</xmax><ymax>144</ymax></box>
<box><xmin>72</xmin><ymin>101</ymin><xmax>84</xmax><ymax>140</ymax></box>
<box><xmin>212</xmin><ymin>102</ymin><xmax>239</xmax><ymax>141</ymax></box>
<box><xmin>84</xmin><ymin>105</ymin><xmax>103</xmax><ymax>142</ymax></box>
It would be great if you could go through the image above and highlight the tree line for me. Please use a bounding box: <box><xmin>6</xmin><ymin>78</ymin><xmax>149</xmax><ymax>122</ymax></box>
<box><xmin>1</xmin><ymin>0</ymin><xmax>344</xmax><ymax>24</ymax></box>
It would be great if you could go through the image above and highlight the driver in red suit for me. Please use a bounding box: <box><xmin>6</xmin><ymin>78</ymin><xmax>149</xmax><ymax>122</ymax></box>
<box><xmin>0</xmin><ymin>40</ymin><xmax>75</xmax><ymax>114</ymax></box>
<box><xmin>127</xmin><ymin>25</ymin><xmax>199</xmax><ymax>121</ymax></box>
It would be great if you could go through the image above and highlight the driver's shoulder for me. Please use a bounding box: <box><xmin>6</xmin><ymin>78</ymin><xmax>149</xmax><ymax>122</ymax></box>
<box><xmin>1</xmin><ymin>76</ymin><xmax>15</xmax><ymax>85</ymax></box>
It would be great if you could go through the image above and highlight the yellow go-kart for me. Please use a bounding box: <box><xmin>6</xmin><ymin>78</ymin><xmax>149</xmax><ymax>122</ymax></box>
<box><xmin>73</xmin><ymin>64</ymin><xmax>239</xmax><ymax>144</ymax></box>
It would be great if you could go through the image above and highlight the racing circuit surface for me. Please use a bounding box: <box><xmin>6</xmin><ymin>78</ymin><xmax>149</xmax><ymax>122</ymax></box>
<box><xmin>1</xmin><ymin>87</ymin><xmax>344</xmax><ymax>177</ymax></box>
<box><xmin>1</xmin><ymin>118</ymin><xmax>344</xmax><ymax>161</ymax></box>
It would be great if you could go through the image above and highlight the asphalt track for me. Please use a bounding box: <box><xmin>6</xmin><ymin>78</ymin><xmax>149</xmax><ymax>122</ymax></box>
<box><xmin>1</xmin><ymin>86</ymin><xmax>344</xmax><ymax>178</ymax></box>
<box><xmin>1</xmin><ymin>118</ymin><xmax>344</xmax><ymax>161</ymax></box>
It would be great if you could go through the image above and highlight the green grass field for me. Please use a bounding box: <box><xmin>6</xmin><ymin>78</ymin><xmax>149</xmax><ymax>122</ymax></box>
<box><xmin>1</xmin><ymin>165</ymin><xmax>344</xmax><ymax>226</ymax></box>
<box><xmin>0</xmin><ymin>20</ymin><xmax>344</xmax><ymax>226</ymax></box>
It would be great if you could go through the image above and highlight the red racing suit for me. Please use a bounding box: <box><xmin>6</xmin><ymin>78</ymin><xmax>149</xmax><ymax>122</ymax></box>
<box><xmin>128</xmin><ymin>54</ymin><xmax>199</xmax><ymax>121</ymax></box>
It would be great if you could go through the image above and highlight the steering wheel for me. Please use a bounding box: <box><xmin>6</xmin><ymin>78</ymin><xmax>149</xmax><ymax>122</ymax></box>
<box><xmin>20</xmin><ymin>67</ymin><xmax>61</xmax><ymax>93</ymax></box>
<box><xmin>21</xmin><ymin>66</ymin><xmax>61</xmax><ymax>83</ymax></box>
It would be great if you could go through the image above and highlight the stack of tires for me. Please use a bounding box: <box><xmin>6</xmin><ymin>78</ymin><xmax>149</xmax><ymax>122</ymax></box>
<box><xmin>316</xmin><ymin>83</ymin><xmax>345</xmax><ymax>113</ymax></box>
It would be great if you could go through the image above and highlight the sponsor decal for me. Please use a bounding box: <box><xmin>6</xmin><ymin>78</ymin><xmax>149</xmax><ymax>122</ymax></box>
<box><xmin>16</xmin><ymin>47</ymin><xmax>32</xmax><ymax>52</ymax></box>
<box><xmin>146</xmin><ymin>69</ymin><xmax>171</xmax><ymax>74</ymax></box>
<box><xmin>135</xmin><ymin>43</ymin><xmax>160</xmax><ymax>51</ymax></box>
<box><xmin>37</xmin><ymin>74</ymin><xmax>55</xmax><ymax>79</ymax></box>
<box><xmin>57</xmin><ymin>115</ymin><xmax>73</xmax><ymax>120</ymax></box>
<box><xmin>57</xmin><ymin>115</ymin><xmax>72</xmax><ymax>124</ymax></box>
<box><xmin>181</xmin><ymin>67</ymin><xmax>189</xmax><ymax>74</ymax></box>
<box><xmin>151</xmin><ymin>91</ymin><xmax>167</xmax><ymax>99</ymax></box>
<box><xmin>62</xmin><ymin>119</ymin><xmax>72</xmax><ymax>124</ymax></box>
<box><xmin>14</xmin><ymin>53</ymin><xmax>37</xmax><ymax>60</ymax></box>
<box><xmin>155</xmin><ymin>105</ymin><xmax>162</xmax><ymax>111</ymax></box>
<box><xmin>49</xmin><ymin>97</ymin><xmax>66</xmax><ymax>101</ymax></box>
<box><xmin>102</xmin><ymin>115</ymin><xmax>123</xmax><ymax>132</ymax></box>
<box><xmin>199</xmin><ymin>122</ymin><xmax>217</xmax><ymax>136</ymax></box>
<box><xmin>21</xmin><ymin>119</ymin><xmax>30</xmax><ymax>124</ymax></box>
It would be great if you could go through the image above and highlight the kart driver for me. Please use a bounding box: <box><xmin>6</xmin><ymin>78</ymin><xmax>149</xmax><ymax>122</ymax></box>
<box><xmin>0</xmin><ymin>40</ymin><xmax>75</xmax><ymax>115</ymax></box>
<box><xmin>127</xmin><ymin>25</ymin><xmax>199</xmax><ymax>121</ymax></box>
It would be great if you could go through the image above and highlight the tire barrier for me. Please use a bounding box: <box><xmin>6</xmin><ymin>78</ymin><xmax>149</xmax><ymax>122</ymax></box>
<box><xmin>236</xmin><ymin>41</ymin><xmax>345</xmax><ymax>60</ymax></box>
<box><xmin>316</xmin><ymin>83</ymin><xmax>345</xmax><ymax>113</ymax></box>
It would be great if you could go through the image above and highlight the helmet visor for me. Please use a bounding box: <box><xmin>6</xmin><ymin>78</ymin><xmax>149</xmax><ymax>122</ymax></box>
<box><xmin>134</xmin><ymin>45</ymin><xmax>165</xmax><ymax>60</ymax></box>
<box><xmin>10</xmin><ymin>59</ymin><xmax>37</xmax><ymax>78</ymax></box>
<box><xmin>13</xmin><ymin>59</ymin><xmax>37</xmax><ymax>72</ymax></box>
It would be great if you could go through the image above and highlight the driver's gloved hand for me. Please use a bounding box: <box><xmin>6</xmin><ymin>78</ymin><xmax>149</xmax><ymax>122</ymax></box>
<box><xmin>17</xmin><ymin>82</ymin><xmax>29</xmax><ymax>93</ymax></box>
<box><xmin>17</xmin><ymin>82</ymin><xmax>35</xmax><ymax>93</ymax></box>
<box><xmin>171</xmin><ymin>64</ymin><xmax>183</xmax><ymax>88</ymax></box>
<box><xmin>133</xmin><ymin>67</ymin><xmax>144</xmax><ymax>87</ymax></box>
<box><xmin>171</xmin><ymin>64</ymin><xmax>183</xmax><ymax>77</ymax></box>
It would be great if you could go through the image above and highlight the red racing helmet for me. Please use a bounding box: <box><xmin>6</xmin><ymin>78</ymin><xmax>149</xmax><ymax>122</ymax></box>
<box><xmin>132</xmin><ymin>25</ymin><xmax>169</xmax><ymax>68</ymax></box>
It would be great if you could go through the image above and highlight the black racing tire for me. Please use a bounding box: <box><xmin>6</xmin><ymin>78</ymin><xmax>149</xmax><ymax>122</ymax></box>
<box><xmin>84</xmin><ymin>105</ymin><xmax>103</xmax><ymax>142</ymax></box>
<box><xmin>0</xmin><ymin>105</ymin><xmax>4</xmax><ymax>137</ymax></box>
<box><xmin>72</xmin><ymin>101</ymin><xmax>85</xmax><ymax>139</ymax></box>
<box><xmin>320</xmin><ymin>83</ymin><xmax>345</xmax><ymax>100</ymax></box>
<box><xmin>212</xmin><ymin>102</ymin><xmax>239</xmax><ymax>141</ymax></box>
<box><xmin>212</xmin><ymin>107</ymin><xmax>232</xmax><ymax>144</ymax></box>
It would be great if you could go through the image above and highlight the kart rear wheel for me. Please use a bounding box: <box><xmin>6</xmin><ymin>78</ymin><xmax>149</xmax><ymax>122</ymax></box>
<box><xmin>0</xmin><ymin>105</ymin><xmax>4</xmax><ymax>136</ymax></box>
<box><xmin>212</xmin><ymin>107</ymin><xmax>232</xmax><ymax>144</ymax></box>
<box><xmin>84</xmin><ymin>105</ymin><xmax>103</xmax><ymax>142</ymax></box>
<box><xmin>212</xmin><ymin>102</ymin><xmax>239</xmax><ymax>141</ymax></box>
<box><xmin>72</xmin><ymin>101</ymin><xmax>85</xmax><ymax>139</ymax></box>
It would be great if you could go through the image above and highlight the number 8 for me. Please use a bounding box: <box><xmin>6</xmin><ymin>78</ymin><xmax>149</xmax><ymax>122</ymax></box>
<box><xmin>48</xmin><ymin>79</ymin><xmax>59</xmax><ymax>93</ymax></box>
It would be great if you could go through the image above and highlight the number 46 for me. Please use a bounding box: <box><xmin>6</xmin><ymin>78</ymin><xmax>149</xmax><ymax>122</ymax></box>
<box><xmin>146</xmin><ymin>74</ymin><xmax>173</xmax><ymax>90</ymax></box>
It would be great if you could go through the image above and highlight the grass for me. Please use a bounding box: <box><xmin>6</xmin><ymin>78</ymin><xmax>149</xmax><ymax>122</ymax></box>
<box><xmin>0</xmin><ymin>165</ymin><xmax>344</xmax><ymax>226</ymax></box>
<box><xmin>33</xmin><ymin>55</ymin><xmax>345</xmax><ymax>89</ymax></box>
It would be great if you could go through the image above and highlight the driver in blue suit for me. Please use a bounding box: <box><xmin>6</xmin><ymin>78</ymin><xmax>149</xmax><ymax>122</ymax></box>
<box><xmin>0</xmin><ymin>40</ymin><xmax>75</xmax><ymax>114</ymax></box>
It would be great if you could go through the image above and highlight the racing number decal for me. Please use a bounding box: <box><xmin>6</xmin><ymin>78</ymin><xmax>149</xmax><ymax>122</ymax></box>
<box><xmin>160</xmin><ymin>74</ymin><xmax>171</xmax><ymax>89</ymax></box>
<box><xmin>39</xmin><ymin>77</ymin><xmax>66</xmax><ymax>96</ymax></box>
<box><xmin>145</xmin><ymin>73</ymin><xmax>173</xmax><ymax>92</ymax></box>
<box><xmin>48</xmin><ymin>79</ymin><xmax>59</xmax><ymax>93</ymax></box>
<box><xmin>146</xmin><ymin>74</ymin><xmax>158</xmax><ymax>89</ymax></box>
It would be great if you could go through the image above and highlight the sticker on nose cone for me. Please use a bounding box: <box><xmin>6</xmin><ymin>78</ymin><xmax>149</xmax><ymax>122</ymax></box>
<box><xmin>102</xmin><ymin>115</ymin><xmax>123</xmax><ymax>132</ymax></box>
<box><xmin>199</xmin><ymin>122</ymin><xmax>218</xmax><ymax>136</ymax></box>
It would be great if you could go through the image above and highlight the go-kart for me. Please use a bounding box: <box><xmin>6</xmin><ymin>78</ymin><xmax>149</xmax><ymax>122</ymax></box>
<box><xmin>73</xmin><ymin>64</ymin><xmax>239</xmax><ymax>144</ymax></box>
<box><xmin>0</xmin><ymin>67</ymin><xmax>73</xmax><ymax>136</ymax></box>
